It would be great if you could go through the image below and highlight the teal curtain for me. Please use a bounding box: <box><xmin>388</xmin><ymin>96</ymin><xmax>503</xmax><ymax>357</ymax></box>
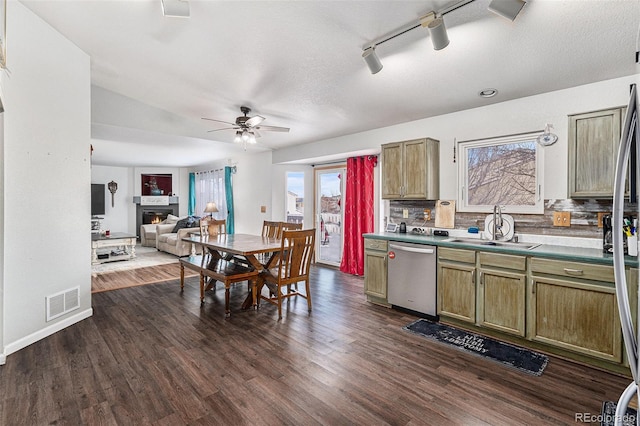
<box><xmin>225</xmin><ymin>166</ymin><xmax>235</xmax><ymax>234</ymax></box>
<box><xmin>188</xmin><ymin>173</ymin><xmax>196</xmax><ymax>216</ymax></box>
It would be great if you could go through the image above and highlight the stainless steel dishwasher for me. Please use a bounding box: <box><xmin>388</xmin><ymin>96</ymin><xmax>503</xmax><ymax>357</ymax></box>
<box><xmin>387</xmin><ymin>241</ymin><xmax>437</xmax><ymax>318</ymax></box>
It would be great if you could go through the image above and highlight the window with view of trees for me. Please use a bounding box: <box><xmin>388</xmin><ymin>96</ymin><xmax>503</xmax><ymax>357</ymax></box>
<box><xmin>458</xmin><ymin>132</ymin><xmax>543</xmax><ymax>213</ymax></box>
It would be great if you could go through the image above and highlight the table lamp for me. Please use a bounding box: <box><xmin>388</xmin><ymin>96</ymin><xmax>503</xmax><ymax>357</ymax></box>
<box><xmin>204</xmin><ymin>202</ymin><xmax>218</xmax><ymax>218</ymax></box>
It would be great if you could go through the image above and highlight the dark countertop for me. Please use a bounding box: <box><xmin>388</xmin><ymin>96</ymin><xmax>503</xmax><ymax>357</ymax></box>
<box><xmin>363</xmin><ymin>232</ymin><xmax>638</xmax><ymax>267</ymax></box>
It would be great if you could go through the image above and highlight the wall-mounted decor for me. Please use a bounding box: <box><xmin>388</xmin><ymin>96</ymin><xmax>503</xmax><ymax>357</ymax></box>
<box><xmin>142</xmin><ymin>174</ymin><xmax>172</xmax><ymax>196</ymax></box>
<box><xmin>108</xmin><ymin>181</ymin><xmax>118</xmax><ymax>207</ymax></box>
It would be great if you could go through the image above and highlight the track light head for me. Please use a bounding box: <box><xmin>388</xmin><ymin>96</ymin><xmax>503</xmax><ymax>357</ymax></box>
<box><xmin>427</xmin><ymin>18</ymin><xmax>450</xmax><ymax>51</ymax></box>
<box><xmin>161</xmin><ymin>0</ymin><xmax>190</xmax><ymax>18</ymax></box>
<box><xmin>488</xmin><ymin>0</ymin><xmax>526</xmax><ymax>21</ymax></box>
<box><xmin>362</xmin><ymin>47</ymin><xmax>383</xmax><ymax>74</ymax></box>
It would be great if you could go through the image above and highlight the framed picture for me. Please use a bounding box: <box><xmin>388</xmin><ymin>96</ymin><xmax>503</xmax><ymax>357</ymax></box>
<box><xmin>0</xmin><ymin>0</ymin><xmax>6</xmax><ymax>68</ymax></box>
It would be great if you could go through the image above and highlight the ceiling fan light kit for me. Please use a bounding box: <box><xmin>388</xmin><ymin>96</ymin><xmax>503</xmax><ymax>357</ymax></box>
<box><xmin>362</xmin><ymin>0</ymin><xmax>526</xmax><ymax>73</ymax></box>
<box><xmin>203</xmin><ymin>106</ymin><xmax>289</xmax><ymax>148</ymax></box>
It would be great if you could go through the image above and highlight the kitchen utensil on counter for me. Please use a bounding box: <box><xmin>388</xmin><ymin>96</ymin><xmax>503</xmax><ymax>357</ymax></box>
<box><xmin>602</xmin><ymin>214</ymin><xmax>613</xmax><ymax>253</ymax></box>
<box><xmin>434</xmin><ymin>200</ymin><xmax>455</xmax><ymax>229</ymax></box>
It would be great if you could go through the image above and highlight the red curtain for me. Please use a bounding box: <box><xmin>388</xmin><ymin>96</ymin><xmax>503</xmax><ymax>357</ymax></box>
<box><xmin>340</xmin><ymin>155</ymin><xmax>378</xmax><ymax>275</ymax></box>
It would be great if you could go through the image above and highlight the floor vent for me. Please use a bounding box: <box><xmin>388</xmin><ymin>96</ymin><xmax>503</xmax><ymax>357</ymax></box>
<box><xmin>46</xmin><ymin>287</ymin><xmax>80</xmax><ymax>322</ymax></box>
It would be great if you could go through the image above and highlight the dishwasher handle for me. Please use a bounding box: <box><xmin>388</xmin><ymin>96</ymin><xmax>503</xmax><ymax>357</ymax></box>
<box><xmin>389</xmin><ymin>244</ymin><xmax>435</xmax><ymax>255</ymax></box>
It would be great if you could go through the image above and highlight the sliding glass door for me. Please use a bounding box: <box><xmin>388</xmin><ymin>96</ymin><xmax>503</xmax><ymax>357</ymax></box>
<box><xmin>315</xmin><ymin>166</ymin><xmax>345</xmax><ymax>267</ymax></box>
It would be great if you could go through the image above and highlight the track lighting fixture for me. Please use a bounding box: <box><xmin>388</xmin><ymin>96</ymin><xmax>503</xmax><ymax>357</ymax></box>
<box><xmin>161</xmin><ymin>0</ymin><xmax>190</xmax><ymax>18</ymax></box>
<box><xmin>427</xmin><ymin>18</ymin><xmax>450</xmax><ymax>51</ymax></box>
<box><xmin>362</xmin><ymin>46</ymin><xmax>383</xmax><ymax>74</ymax></box>
<box><xmin>362</xmin><ymin>0</ymin><xmax>526</xmax><ymax>74</ymax></box>
<box><xmin>488</xmin><ymin>0</ymin><xmax>526</xmax><ymax>21</ymax></box>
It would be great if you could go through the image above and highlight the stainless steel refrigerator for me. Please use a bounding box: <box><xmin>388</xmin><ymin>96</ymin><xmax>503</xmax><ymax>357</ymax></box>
<box><xmin>613</xmin><ymin>82</ymin><xmax>640</xmax><ymax>424</ymax></box>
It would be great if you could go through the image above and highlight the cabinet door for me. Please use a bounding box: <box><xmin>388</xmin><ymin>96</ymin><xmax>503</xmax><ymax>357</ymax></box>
<box><xmin>568</xmin><ymin>108</ymin><xmax>622</xmax><ymax>198</ymax></box>
<box><xmin>438</xmin><ymin>261</ymin><xmax>476</xmax><ymax>323</ymax></box>
<box><xmin>364</xmin><ymin>250</ymin><xmax>387</xmax><ymax>299</ymax></box>
<box><xmin>478</xmin><ymin>268</ymin><xmax>526</xmax><ymax>337</ymax></box>
<box><xmin>381</xmin><ymin>143</ymin><xmax>403</xmax><ymax>199</ymax></box>
<box><xmin>528</xmin><ymin>276</ymin><xmax>622</xmax><ymax>362</ymax></box>
<box><xmin>403</xmin><ymin>139</ymin><xmax>427</xmax><ymax>199</ymax></box>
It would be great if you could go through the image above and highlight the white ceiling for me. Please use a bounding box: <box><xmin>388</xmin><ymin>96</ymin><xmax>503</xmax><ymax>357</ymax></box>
<box><xmin>22</xmin><ymin>0</ymin><xmax>640</xmax><ymax>167</ymax></box>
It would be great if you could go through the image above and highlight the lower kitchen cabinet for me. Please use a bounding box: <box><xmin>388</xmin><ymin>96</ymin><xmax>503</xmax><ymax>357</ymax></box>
<box><xmin>529</xmin><ymin>258</ymin><xmax>622</xmax><ymax>363</ymax></box>
<box><xmin>477</xmin><ymin>252</ymin><xmax>526</xmax><ymax>337</ymax></box>
<box><xmin>437</xmin><ymin>247</ymin><xmax>476</xmax><ymax>323</ymax></box>
<box><xmin>364</xmin><ymin>238</ymin><xmax>389</xmax><ymax>305</ymax></box>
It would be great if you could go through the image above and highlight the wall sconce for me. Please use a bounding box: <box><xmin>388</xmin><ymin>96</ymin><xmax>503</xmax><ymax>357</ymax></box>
<box><xmin>108</xmin><ymin>181</ymin><xmax>118</xmax><ymax>207</ymax></box>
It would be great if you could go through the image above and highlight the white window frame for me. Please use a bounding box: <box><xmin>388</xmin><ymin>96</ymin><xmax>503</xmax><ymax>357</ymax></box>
<box><xmin>457</xmin><ymin>131</ymin><xmax>544</xmax><ymax>214</ymax></box>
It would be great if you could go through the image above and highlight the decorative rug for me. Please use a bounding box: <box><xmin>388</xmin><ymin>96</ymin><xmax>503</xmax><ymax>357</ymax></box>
<box><xmin>91</xmin><ymin>245</ymin><xmax>178</xmax><ymax>276</ymax></box>
<box><xmin>404</xmin><ymin>319</ymin><xmax>548</xmax><ymax>376</ymax></box>
<box><xmin>600</xmin><ymin>401</ymin><xmax>637</xmax><ymax>426</ymax></box>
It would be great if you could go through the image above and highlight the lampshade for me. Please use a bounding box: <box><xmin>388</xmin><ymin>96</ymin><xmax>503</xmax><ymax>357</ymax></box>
<box><xmin>362</xmin><ymin>47</ymin><xmax>383</xmax><ymax>74</ymax></box>
<box><xmin>204</xmin><ymin>202</ymin><xmax>219</xmax><ymax>214</ymax></box>
<box><xmin>428</xmin><ymin>18</ymin><xmax>449</xmax><ymax>50</ymax></box>
<box><xmin>488</xmin><ymin>0</ymin><xmax>526</xmax><ymax>21</ymax></box>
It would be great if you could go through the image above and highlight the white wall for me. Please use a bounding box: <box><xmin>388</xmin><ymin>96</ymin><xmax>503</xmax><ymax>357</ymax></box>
<box><xmin>1</xmin><ymin>1</ymin><xmax>92</xmax><ymax>359</ymax></box>
<box><xmin>91</xmin><ymin>165</ymin><xmax>133</xmax><ymax>233</ymax></box>
<box><xmin>273</xmin><ymin>74</ymin><xmax>640</xmax><ymax>201</ymax></box>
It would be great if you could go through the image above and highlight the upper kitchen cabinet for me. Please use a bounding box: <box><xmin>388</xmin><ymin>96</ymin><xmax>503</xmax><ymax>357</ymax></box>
<box><xmin>568</xmin><ymin>107</ymin><xmax>624</xmax><ymax>198</ymax></box>
<box><xmin>381</xmin><ymin>138</ymin><xmax>439</xmax><ymax>200</ymax></box>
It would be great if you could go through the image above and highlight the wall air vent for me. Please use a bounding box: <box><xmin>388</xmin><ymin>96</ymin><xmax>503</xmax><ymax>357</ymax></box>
<box><xmin>46</xmin><ymin>287</ymin><xmax>80</xmax><ymax>322</ymax></box>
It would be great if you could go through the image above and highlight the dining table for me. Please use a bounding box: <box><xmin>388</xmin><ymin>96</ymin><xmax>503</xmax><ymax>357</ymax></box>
<box><xmin>181</xmin><ymin>233</ymin><xmax>282</xmax><ymax>309</ymax></box>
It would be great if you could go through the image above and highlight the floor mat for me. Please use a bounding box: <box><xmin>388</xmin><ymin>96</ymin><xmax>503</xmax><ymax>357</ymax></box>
<box><xmin>404</xmin><ymin>318</ymin><xmax>548</xmax><ymax>376</ymax></box>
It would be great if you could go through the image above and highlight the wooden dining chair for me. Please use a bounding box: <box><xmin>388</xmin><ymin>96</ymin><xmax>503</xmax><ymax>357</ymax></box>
<box><xmin>259</xmin><ymin>228</ymin><xmax>315</xmax><ymax>319</ymax></box>
<box><xmin>204</xmin><ymin>218</ymin><xmax>226</xmax><ymax>237</ymax></box>
<box><xmin>261</xmin><ymin>221</ymin><xmax>282</xmax><ymax>239</ymax></box>
<box><xmin>278</xmin><ymin>221</ymin><xmax>302</xmax><ymax>238</ymax></box>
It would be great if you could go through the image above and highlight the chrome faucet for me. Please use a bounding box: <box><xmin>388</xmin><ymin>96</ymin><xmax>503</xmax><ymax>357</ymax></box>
<box><xmin>493</xmin><ymin>205</ymin><xmax>504</xmax><ymax>241</ymax></box>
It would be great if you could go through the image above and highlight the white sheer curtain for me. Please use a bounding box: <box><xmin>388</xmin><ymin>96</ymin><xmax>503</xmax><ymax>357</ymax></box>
<box><xmin>195</xmin><ymin>169</ymin><xmax>227</xmax><ymax>220</ymax></box>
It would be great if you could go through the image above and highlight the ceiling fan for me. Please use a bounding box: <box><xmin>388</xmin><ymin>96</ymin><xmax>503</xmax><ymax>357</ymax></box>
<box><xmin>202</xmin><ymin>106</ymin><xmax>290</xmax><ymax>148</ymax></box>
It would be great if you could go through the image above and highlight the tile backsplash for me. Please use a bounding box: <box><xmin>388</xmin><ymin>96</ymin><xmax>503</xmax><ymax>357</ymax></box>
<box><xmin>388</xmin><ymin>199</ymin><xmax>635</xmax><ymax>239</ymax></box>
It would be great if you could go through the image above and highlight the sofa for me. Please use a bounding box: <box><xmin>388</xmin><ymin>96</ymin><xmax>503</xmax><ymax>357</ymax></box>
<box><xmin>155</xmin><ymin>215</ymin><xmax>203</xmax><ymax>257</ymax></box>
<box><xmin>140</xmin><ymin>223</ymin><xmax>160</xmax><ymax>247</ymax></box>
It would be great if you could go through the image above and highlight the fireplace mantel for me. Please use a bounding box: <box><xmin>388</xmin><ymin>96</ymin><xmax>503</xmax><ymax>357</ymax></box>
<box><xmin>133</xmin><ymin>196</ymin><xmax>179</xmax><ymax>205</ymax></box>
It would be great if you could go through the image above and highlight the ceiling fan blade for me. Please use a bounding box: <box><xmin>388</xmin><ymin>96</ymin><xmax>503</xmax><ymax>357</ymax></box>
<box><xmin>253</xmin><ymin>129</ymin><xmax>262</xmax><ymax>138</ymax></box>
<box><xmin>207</xmin><ymin>127</ymin><xmax>238</xmax><ymax>133</ymax></box>
<box><xmin>256</xmin><ymin>125</ymin><xmax>290</xmax><ymax>132</ymax></box>
<box><xmin>245</xmin><ymin>115</ymin><xmax>265</xmax><ymax>127</ymax></box>
<box><xmin>202</xmin><ymin>117</ymin><xmax>236</xmax><ymax>126</ymax></box>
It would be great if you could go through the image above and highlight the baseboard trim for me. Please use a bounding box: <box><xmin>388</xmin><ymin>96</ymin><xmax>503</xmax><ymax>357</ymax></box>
<box><xmin>0</xmin><ymin>353</ymin><xmax>6</xmax><ymax>365</ymax></box>
<box><xmin>4</xmin><ymin>308</ymin><xmax>93</xmax><ymax>358</ymax></box>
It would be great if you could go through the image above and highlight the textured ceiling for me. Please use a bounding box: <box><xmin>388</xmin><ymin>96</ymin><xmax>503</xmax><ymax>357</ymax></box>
<box><xmin>22</xmin><ymin>0</ymin><xmax>640</xmax><ymax>167</ymax></box>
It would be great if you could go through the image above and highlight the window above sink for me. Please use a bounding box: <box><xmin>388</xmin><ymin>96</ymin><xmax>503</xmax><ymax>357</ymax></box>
<box><xmin>457</xmin><ymin>131</ymin><xmax>544</xmax><ymax>214</ymax></box>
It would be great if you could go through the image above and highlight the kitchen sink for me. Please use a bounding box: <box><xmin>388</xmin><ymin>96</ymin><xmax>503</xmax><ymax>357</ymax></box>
<box><xmin>443</xmin><ymin>237</ymin><xmax>541</xmax><ymax>250</ymax></box>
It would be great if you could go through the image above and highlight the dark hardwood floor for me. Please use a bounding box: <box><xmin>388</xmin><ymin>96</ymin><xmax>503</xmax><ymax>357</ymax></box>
<box><xmin>0</xmin><ymin>265</ymin><xmax>632</xmax><ymax>425</ymax></box>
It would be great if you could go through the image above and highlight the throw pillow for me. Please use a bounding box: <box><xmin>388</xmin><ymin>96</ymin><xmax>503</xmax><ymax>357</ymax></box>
<box><xmin>166</xmin><ymin>214</ymin><xmax>181</xmax><ymax>224</ymax></box>
<box><xmin>171</xmin><ymin>216</ymin><xmax>200</xmax><ymax>233</ymax></box>
<box><xmin>171</xmin><ymin>217</ymin><xmax>192</xmax><ymax>233</ymax></box>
